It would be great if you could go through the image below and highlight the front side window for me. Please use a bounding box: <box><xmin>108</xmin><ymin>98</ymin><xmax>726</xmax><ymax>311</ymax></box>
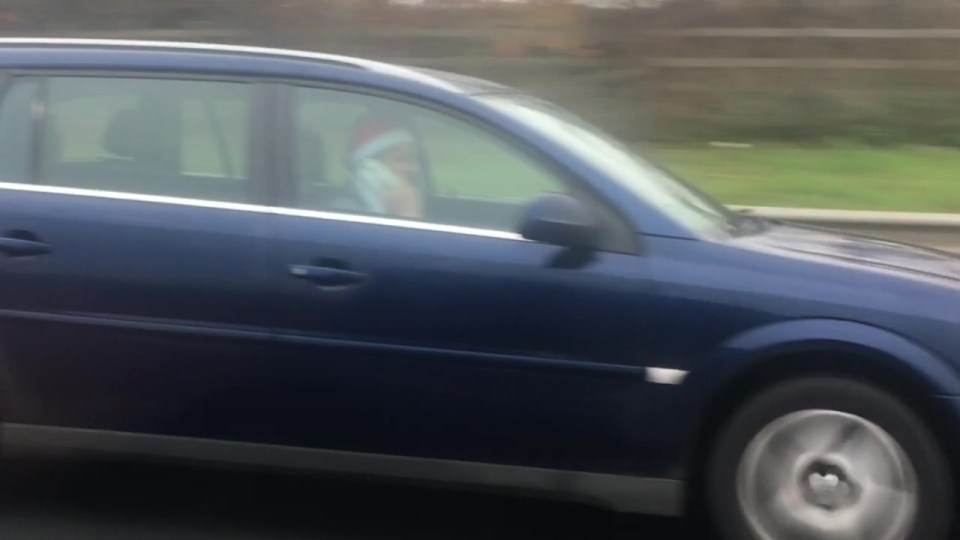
<box><xmin>41</xmin><ymin>77</ymin><xmax>252</xmax><ymax>203</ymax></box>
<box><xmin>292</xmin><ymin>87</ymin><xmax>567</xmax><ymax>232</ymax></box>
<box><xmin>481</xmin><ymin>94</ymin><xmax>738</xmax><ymax>238</ymax></box>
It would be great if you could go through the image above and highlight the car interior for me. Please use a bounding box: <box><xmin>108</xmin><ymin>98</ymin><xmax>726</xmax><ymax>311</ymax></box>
<box><xmin>43</xmin><ymin>95</ymin><xmax>252</xmax><ymax>204</ymax></box>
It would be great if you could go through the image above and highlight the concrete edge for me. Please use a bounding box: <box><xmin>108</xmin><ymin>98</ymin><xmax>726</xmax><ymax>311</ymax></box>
<box><xmin>733</xmin><ymin>206</ymin><xmax>960</xmax><ymax>227</ymax></box>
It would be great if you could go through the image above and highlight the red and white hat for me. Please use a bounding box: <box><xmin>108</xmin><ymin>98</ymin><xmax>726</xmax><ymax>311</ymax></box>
<box><xmin>348</xmin><ymin>115</ymin><xmax>415</xmax><ymax>165</ymax></box>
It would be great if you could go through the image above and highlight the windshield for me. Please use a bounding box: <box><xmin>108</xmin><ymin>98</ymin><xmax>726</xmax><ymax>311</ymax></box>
<box><xmin>480</xmin><ymin>94</ymin><xmax>738</xmax><ymax>238</ymax></box>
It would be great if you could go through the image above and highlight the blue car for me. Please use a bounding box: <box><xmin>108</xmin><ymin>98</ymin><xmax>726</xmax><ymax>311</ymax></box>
<box><xmin>0</xmin><ymin>38</ymin><xmax>956</xmax><ymax>540</ymax></box>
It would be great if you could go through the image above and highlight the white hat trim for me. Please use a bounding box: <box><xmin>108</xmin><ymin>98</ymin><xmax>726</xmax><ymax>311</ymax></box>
<box><xmin>352</xmin><ymin>129</ymin><xmax>414</xmax><ymax>164</ymax></box>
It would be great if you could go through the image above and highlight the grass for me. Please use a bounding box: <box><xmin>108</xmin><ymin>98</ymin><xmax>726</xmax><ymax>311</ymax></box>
<box><xmin>424</xmin><ymin>141</ymin><xmax>960</xmax><ymax>213</ymax></box>
<box><xmin>648</xmin><ymin>145</ymin><xmax>960</xmax><ymax>213</ymax></box>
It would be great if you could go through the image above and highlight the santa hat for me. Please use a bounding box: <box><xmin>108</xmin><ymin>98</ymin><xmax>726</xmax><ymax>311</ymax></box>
<box><xmin>348</xmin><ymin>115</ymin><xmax>415</xmax><ymax>165</ymax></box>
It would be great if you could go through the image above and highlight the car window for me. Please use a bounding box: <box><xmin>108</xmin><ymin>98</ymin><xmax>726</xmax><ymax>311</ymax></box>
<box><xmin>41</xmin><ymin>77</ymin><xmax>252</xmax><ymax>203</ymax></box>
<box><xmin>0</xmin><ymin>78</ymin><xmax>37</xmax><ymax>184</ymax></box>
<box><xmin>482</xmin><ymin>94</ymin><xmax>737</xmax><ymax>238</ymax></box>
<box><xmin>292</xmin><ymin>86</ymin><xmax>566</xmax><ymax>232</ymax></box>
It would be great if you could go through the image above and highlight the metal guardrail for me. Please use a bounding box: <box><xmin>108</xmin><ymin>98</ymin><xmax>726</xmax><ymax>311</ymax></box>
<box><xmin>369</xmin><ymin>27</ymin><xmax>960</xmax><ymax>40</ymax></box>
<box><xmin>738</xmin><ymin>206</ymin><xmax>960</xmax><ymax>252</ymax></box>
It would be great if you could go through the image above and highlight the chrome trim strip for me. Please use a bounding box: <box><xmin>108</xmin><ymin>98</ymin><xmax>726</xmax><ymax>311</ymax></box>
<box><xmin>0</xmin><ymin>181</ymin><xmax>522</xmax><ymax>240</ymax></box>
<box><xmin>0</xmin><ymin>308</ymin><xmax>276</xmax><ymax>342</ymax></box>
<box><xmin>1</xmin><ymin>424</ymin><xmax>683</xmax><ymax>516</ymax></box>
<box><xmin>645</xmin><ymin>368</ymin><xmax>689</xmax><ymax>386</ymax></box>
<box><xmin>0</xmin><ymin>38</ymin><xmax>458</xmax><ymax>92</ymax></box>
<box><xmin>0</xmin><ymin>180</ymin><xmax>268</xmax><ymax>212</ymax></box>
<box><xmin>274</xmin><ymin>207</ymin><xmax>522</xmax><ymax>240</ymax></box>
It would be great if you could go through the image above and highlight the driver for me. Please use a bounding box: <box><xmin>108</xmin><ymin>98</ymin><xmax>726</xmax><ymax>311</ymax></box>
<box><xmin>341</xmin><ymin>114</ymin><xmax>425</xmax><ymax>219</ymax></box>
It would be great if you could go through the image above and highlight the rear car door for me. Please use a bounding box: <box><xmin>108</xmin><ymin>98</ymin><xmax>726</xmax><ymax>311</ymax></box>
<box><xmin>0</xmin><ymin>74</ymin><xmax>279</xmax><ymax>442</ymax></box>
<box><xmin>267</xmin><ymin>85</ymin><xmax>668</xmax><ymax>475</ymax></box>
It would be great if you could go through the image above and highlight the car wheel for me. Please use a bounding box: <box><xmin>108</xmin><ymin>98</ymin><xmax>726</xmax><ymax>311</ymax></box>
<box><xmin>706</xmin><ymin>377</ymin><xmax>953</xmax><ymax>540</ymax></box>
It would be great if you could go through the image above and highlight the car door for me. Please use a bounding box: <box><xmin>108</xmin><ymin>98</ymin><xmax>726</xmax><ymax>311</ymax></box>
<box><xmin>267</xmin><ymin>85</ymin><xmax>669</xmax><ymax>475</ymax></box>
<box><xmin>0</xmin><ymin>74</ymin><xmax>279</xmax><ymax>442</ymax></box>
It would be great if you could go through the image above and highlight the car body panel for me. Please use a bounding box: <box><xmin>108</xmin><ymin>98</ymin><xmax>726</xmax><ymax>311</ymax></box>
<box><xmin>642</xmin><ymin>230</ymin><xmax>960</xmax><ymax>392</ymax></box>
<box><xmin>0</xmin><ymin>423</ymin><xmax>685</xmax><ymax>515</ymax></box>
<box><xmin>269</xmin><ymin>209</ymin><xmax>667</xmax><ymax>475</ymax></box>
<box><xmin>632</xmin><ymin>231</ymin><xmax>960</xmax><ymax>468</ymax></box>
<box><xmin>0</xmin><ymin>185</ymin><xmax>281</xmax><ymax>443</ymax></box>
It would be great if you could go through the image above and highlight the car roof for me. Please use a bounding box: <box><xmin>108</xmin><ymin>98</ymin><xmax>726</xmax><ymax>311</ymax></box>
<box><xmin>0</xmin><ymin>38</ymin><xmax>511</xmax><ymax>95</ymax></box>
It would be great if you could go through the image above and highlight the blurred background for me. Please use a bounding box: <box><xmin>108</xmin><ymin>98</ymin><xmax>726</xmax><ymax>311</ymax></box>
<box><xmin>4</xmin><ymin>0</ymin><xmax>960</xmax><ymax>213</ymax></box>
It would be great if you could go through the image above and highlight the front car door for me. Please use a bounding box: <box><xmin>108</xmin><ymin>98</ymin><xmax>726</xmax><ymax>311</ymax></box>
<box><xmin>0</xmin><ymin>73</ymin><xmax>279</xmax><ymax>442</ymax></box>
<box><xmin>268</xmin><ymin>84</ymin><xmax>671</xmax><ymax>476</ymax></box>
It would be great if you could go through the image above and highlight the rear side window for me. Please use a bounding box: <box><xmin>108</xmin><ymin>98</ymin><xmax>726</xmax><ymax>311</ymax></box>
<box><xmin>0</xmin><ymin>78</ymin><xmax>37</xmax><ymax>183</ymax></box>
<box><xmin>41</xmin><ymin>77</ymin><xmax>253</xmax><ymax>203</ymax></box>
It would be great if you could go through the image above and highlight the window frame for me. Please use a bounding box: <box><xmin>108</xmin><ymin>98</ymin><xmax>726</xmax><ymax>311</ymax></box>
<box><xmin>276</xmin><ymin>81</ymin><xmax>640</xmax><ymax>255</ymax></box>
<box><xmin>4</xmin><ymin>69</ymin><xmax>273</xmax><ymax>207</ymax></box>
<box><xmin>0</xmin><ymin>73</ymin><xmax>40</xmax><ymax>184</ymax></box>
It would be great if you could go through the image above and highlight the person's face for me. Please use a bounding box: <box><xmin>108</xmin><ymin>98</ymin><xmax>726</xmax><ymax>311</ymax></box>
<box><xmin>379</xmin><ymin>142</ymin><xmax>421</xmax><ymax>185</ymax></box>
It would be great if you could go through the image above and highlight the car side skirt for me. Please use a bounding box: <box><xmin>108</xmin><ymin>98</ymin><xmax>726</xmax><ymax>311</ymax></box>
<box><xmin>0</xmin><ymin>423</ymin><xmax>683</xmax><ymax>516</ymax></box>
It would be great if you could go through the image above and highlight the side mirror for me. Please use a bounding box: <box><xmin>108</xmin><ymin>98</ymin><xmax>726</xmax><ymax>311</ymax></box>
<box><xmin>518</xmin><ymin>193</ymin><xmax>599</xmax><ymax>250</ymax></box>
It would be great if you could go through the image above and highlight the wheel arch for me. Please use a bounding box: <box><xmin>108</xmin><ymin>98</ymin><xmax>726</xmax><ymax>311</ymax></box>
<box><xmin>681</xmin><ymin>318</ymin><xmax>960</xmax><ymax>516</ymax></box>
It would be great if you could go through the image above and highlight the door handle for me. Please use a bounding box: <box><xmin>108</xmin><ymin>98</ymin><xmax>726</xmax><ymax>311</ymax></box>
<box><xmin>289</xmin><ymin>264</ymin><xmax>366</xmax><ymax>288</ymax></box>
<box><xmin>0</xmin><ymin>236</ymin><xmax>51</xmax><ymax>257</ymax></box>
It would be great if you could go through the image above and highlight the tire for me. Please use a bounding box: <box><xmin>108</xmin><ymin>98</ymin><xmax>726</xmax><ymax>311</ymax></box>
<box><xmin>706</xmin><ymin>377</ymin><xmax>954</xmax><ymax>540</ymax></box>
